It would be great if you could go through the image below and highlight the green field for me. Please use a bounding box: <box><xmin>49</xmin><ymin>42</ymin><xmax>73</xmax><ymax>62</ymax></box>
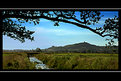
<box><xmin>3</xmin><ymin>52</ymin><xmax>36</xmax><ymax>69</ymax></box>
<box><xmin>3</xmin><ymin>52</ymin><xmax>118</xmax><ymax>70</ymax></box>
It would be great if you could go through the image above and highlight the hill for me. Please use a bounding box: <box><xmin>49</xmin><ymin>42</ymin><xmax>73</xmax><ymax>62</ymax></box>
<box><xmin>45</xmin><ymin>42</ymin><xmax>118</xmax><ymax>53</ymax></box>
<box><xmin>3</xmin><ymin>42</ymin><xmax>118</xmax><ymax>54</ymax></box>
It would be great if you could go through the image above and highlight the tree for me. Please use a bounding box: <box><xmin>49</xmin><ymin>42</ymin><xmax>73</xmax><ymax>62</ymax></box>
<box><xmin>2</xmin><ymin>10</ymin><xmax>119</xmax><ymax>45</ymax></box>
<box><xmin>35</xmin><ymin>48</ymin><xmax>42</xmax><ymax>52</ymax></box>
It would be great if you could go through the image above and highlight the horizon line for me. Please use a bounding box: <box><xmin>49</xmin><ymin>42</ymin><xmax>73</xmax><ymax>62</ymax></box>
<box><xmin>3</xmin><ymin>41</ymin><xmax>118</xmax><ymax>50</ymax></box>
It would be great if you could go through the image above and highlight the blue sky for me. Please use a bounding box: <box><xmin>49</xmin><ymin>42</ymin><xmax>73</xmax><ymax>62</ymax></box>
<box><xmin>3</xmin><ymin>11</ymin><xmax>119</xmax><ymax>50</ymax></box>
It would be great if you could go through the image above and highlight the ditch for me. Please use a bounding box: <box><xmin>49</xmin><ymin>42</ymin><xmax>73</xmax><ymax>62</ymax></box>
<box><xmin>29</xmin><ymin>57</ymin><xmax>49</xmax><ymax>69</ymax></box>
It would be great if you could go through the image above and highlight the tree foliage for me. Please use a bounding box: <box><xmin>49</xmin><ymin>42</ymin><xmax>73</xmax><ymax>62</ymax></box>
<box><xmin>35</xmin><ymin>48</ymin><xmax>42</xmax><ymax>52</ymax></box>
<box><xmin>2</xmin><ymin>10</ymin><xmax>119</xmax><ymax>45</ymax></box>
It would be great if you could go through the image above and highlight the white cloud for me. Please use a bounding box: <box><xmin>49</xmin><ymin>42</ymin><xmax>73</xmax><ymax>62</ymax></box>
<box><xmin>98</xmin><ymin>20</ymin><xmax>105</xmax><ymax>24</ymax></box>
<box><xmin>101</xmin><ymin>17</ymin><xmax>115</xmax><ymax>20</ymax></box>
<box><xmin>39</xmin><ymin>19</ymin><xmax>50</xmax><ymax>22</ymax></box>
<box><xmin>34</xmin><ymin>27</ymin><xmax>95</xmax><ymax>36</ymax></box>
<box><xmin>97</xmin><ymin>17</ymin><xmax>118</xmax><ymax>25</ymax></box>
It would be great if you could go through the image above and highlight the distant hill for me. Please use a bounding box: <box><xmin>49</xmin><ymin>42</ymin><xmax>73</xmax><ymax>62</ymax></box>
<box><xmin>45</xmin><ymin>42</ymin><xmax>118</xmax><ymax>53</ymax></box>
<box><xmin>3</xmin><ymin>42</ymin><xmax>118</xmax><ymax>54</ymax></box>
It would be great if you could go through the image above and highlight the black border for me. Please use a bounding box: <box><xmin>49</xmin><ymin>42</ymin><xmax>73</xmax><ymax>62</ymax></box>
<box><xmin>119</xmin><ymin>11</ymin><xmax>121</xmax><ymax>71</ymax></box>
<box><xmin>0</xmin><ymin>10</ymin><xmax>3</xmax><ymax>70</ymax></box>
<box><xmin>0</xmin><ymin>3</ymin><xmax>121</xmax><ymax>8</ymax></box>
<box><xmin>0</xmin><ymin>8</ymin><xmax>121</xmax><ymax>72</ymax></box>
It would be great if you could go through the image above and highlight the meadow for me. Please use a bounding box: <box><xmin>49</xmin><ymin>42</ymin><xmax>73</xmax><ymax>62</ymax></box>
<box><xmin>3</xmin><ymin>52</ymin><xmax>36</xmax><ymax>69</ymax></box>
<box><xmin>3</xmin><ymin>52</ymin><xmax>118</xmax><ymax>70</ymax></box>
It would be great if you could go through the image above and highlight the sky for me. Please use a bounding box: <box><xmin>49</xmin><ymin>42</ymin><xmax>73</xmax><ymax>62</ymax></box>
<box><xmin>3</xmin><ymin>11</ymin><xmax>119</xmax><ymax>50</ymax></box>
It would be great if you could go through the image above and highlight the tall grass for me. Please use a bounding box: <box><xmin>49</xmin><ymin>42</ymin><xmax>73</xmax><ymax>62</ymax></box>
<box><xmin>3</xmin><ymin>52</ymin><xmax>118</xmax><ymax>70</ymax></box>
<box><xmin>3</xmin><ymin>53</ymin><xmax>36</xmax><ymax>69</ymax></box>
<box><xmin>33</xmin><ymin>53</ymin><xmax>118</xmax><ymax>70</ymax></box>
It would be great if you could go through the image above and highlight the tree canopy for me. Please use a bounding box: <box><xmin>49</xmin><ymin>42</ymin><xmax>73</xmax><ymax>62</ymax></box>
<box><xmin>2</xmin><ymin>10</ymin><xmax>119</xmax><ymax>45</ymax></box>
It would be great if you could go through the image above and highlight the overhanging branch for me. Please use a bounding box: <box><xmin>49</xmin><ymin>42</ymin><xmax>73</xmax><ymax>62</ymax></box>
<box><xmin>2</xmin><ymin>14</ymin><xmax>111</xmax><ymax>38</ymax></box>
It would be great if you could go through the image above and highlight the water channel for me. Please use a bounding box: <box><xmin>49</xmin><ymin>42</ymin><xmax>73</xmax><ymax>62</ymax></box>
<box><xmin>29</xmin><ymin>57</ymin><xmax>49</xmax><ymax>69</ymax></box>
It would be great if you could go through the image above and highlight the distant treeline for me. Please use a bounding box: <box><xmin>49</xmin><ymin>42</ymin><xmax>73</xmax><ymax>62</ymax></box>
<box><xmin>42</xmin><ymin>48</ymin><xmax>118</xmax><ymax>54</ymax></box>
<box><xmin>3</xmin><ymin>47</ymin><xmax>118</xmax><ymax>54</ymax></box>
<box><xmin>3</xmin><ymin>49</ymin><xmax>37</xmax><ymax>52</ymax></box>
<box><xmin>3</xmin><ymin>42</ymin><xmax>119</xmax><ymax>54</ymax></box>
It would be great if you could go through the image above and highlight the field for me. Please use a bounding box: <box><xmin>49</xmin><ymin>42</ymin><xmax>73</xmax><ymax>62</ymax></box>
<box><xmin>3</xmin><ymin>52</ymin><xmax>118</xmax><ymax>70</ymax></box>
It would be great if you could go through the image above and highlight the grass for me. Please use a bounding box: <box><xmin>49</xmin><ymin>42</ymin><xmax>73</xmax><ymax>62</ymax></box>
<box><xmin>33</xmin><ymin>53</ymin><xmax>118</xmax><ymax>70</ymax></box>
<box><xmin>3</xmin><ymin>52</ymin><xmax>118</xmax><ymax>70</ymax></box>
<box><xmin>3</xmin><ymin>53</ymin><xmax>36</xmax><ymax>69</ymax></box>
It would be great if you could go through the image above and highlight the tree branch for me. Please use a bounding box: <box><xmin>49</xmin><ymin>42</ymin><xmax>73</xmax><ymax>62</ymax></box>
<box><xmin>2</xmin><ymin>14</ymin><xmax>107</xmax><ymax>38</ymax></box>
